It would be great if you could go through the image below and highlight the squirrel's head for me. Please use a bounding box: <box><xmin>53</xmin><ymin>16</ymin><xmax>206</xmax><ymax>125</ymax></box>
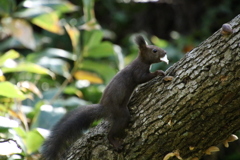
<box><xmin>135</xmin><ymin>35</ymin><xmax>169</xmax><ymax>65</ymax></box>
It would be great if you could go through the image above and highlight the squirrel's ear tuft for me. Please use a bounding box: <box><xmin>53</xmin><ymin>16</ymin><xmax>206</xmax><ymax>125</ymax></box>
<box><xmin>135</xmin><ymin>35</ymin><xmax>146</xmax><ymax>48</ymax></box>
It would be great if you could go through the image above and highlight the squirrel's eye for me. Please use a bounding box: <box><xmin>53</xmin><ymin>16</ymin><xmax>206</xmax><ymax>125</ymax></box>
<box><xmin>152</xmin><ymin>49</ymin><xmax>157</xmax><ymax>53</ymax></box>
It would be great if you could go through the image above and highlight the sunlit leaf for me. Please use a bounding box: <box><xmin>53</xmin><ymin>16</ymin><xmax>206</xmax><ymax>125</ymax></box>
<box><xmin>51</xmin><ymin>1</ymin><xmax>78</xmax><ymax>13</ymax></box>
<box><xmin>0</xmin><ymin>82</ymin><xmax>26</xmax><ymax>99</ymax></box>
<box><xmin>1</xmin><ymin>62</ymin><xmax>54</xmax><ymax>78</ymax></box>
<box><xmin>0</xmin><ymin>104</ymin><xmax>7</xmax><ymax>112</ymax></box>
<box><xmin>31</xmin><ymin>12</ymin><xmax>64</xmax><ymax>34</ymax></box>
<box><xmin>15</xmin><ymin>1</ymin><xmax>78</xmax><ymax>19</ymax></box>
<box><xmin>30</xmin><ymin>57</ymin><xmax>70</xmax><ymax>78</ymax></box>
<box><xmin>8</xmin><ymin>109</ymin><xmax>20</xmax><ymax>120</ymax></box>
<box><xmin>64</xmin><ymin>86</ymin><xmax>83</xmax><ymax>97</ymax></box>
<box><xmin>74</xmin><ymin>71</ymin><xmax>103</xmax><ymax>84</ymax></box>
<box><xmin>0</xmin><ymin>70</ymin><xmax>5</xmax><ymax>81</ymax></box>
<box><xmin>0</xmin><ymin>49</ymin><xmax>20</xmax><ymax>66</ymax></box>
<box><xmin>65</xmin><ymin>24</ymin><xmax>80</xmax><ymax>53</ymax></box>
<box><xmin>14</xmin><ymin>127</ymin><xmax>27</xmax><ymax>139</ymax></box>
<box><xmin>2</xmin><ymin>18</ymin><xmax>36</xmax><ymax>50</ymax></box>
<box><xmin>22</xmin><ymin>0</ymin><xmax>78</xmax><ymax>13</ymax></box>
<box><xmin>17</xmin><ymin>81</ymin><xmax>43</xmax><ymax>98</ymax></box>
<box><xmin>14</xmin><ymin>7</ymin><xmax>52</xmax><ymax>19</ymax></box>
<box><xmin>36</xmin><ymin>103</ymin><xmax>65</xmax><ymax>129</ymax></box>
<box><xmin>53</xmin><ymin>97</ymin><xmax>89</xmax><ymax>108</ymax></box>
<box><xmin>27</xmin><ymin>48</ymin><xmax>76</xmax><ymax>61</ymax></box>
<box><xmin>25</xmin><ymin>129</ymin><xmax>44</xmax><ymax>154</ymax></box>
<box><xmin>16</xmin><ymin>111</ymin><xmax>29</xmax><ymax>132</ymax></box>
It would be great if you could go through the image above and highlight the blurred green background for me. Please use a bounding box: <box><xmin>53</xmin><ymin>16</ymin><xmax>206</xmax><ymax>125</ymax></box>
<box><xmin>0</xmin><ymin>0</ymin><xmax>239</xmax><ymax>159</ymax></box>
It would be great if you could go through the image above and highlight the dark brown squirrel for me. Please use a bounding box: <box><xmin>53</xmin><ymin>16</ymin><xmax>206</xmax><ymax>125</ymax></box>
<box><xmin>41</xmin><ymin>35</ymin><xmax>169</xmax><ymax>160</ymax></box>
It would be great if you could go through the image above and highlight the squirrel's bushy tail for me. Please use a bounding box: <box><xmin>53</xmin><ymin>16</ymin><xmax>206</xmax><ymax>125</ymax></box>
<box><xmin>41</xmin><ymin>104</ymin><xmax>104</xmax><ymax>160</ymax></box>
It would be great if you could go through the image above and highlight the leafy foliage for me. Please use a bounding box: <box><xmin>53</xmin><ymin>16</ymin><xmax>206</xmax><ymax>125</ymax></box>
<box><xmin>0</xmin><ymin>0</ymin><xmax>122</xmax><ymax>159</ymax></box>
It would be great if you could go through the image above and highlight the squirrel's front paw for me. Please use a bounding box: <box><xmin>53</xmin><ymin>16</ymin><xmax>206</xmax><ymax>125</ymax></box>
<box><xmin>156</xmin><ymin>70</ymin><xmax>166</xmax><ymax>76</ymax></box>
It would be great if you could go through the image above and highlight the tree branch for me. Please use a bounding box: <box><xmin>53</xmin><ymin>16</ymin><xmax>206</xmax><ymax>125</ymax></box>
<box><xmin>65</xmin><ymin>14</ymin><xmax>240</xmax><ymax>160</ymax></box>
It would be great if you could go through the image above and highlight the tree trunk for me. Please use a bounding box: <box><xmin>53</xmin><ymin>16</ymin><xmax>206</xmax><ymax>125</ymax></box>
<box><xmin>65</xmin><ymin>14</ymin><xmax>240</xmax><ymax>160</ymax></box>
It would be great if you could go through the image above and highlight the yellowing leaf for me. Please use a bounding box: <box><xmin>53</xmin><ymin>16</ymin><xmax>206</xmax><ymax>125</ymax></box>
<box><xmin>74</xmin><ymin>71</ymin><xmax>103</xmax><ymax>84</ymax></box>
<box><xmin>0</xmin><ymin>75</ymin><xmax>5</xmax><ymax>81</ymax></box>
<box><xmin>31</xmin><ymin>12</ymin><xmax>64</xmax><ymax>34</ymax></box>
<box><xmin>0</xmin><ymin>70</ymin><xmax>5</xmax><ymax>81</ymax></box>
<box><xmin>79</xmin><ymin>19</ymin><xmax>101</xmax><ymax>31</ymax></box>
<box><xmin>80</xmin><ymin>60</ymin><xmax>116</xmax><ymax>83</ymax></box>
<box><xmin>65</xmin><ymin>24</ymin><xmax>80</xmax><ymax>52</ymax></box>
<box><xmin>17</xmin><ymin>81</ymin><xmax>43</xmax><ymax>98</ymax></box>
<box><xmin>2</xmin><ymin>18</ymin><xmax>36</xmax><ymax>50</ymax></box>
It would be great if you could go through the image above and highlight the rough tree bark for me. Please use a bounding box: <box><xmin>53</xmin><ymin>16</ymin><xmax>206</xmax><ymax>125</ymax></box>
<box><xmin>64</xmin><ymin>15</ymin><xmax>240</xmax><ymax>160</ymax></box>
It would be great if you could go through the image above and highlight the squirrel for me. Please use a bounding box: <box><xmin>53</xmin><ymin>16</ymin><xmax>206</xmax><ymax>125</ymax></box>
<box><xmin>41</xmin><ymin>35</ymin><xmax>169</xmax><ymax>160</ymax></box>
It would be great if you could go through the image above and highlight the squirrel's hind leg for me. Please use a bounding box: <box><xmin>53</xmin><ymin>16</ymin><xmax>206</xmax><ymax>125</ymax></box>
<box><xmin>107</xmin><ymin>108</ymin><xmax>130</xmax><ymax>151</ymax></box>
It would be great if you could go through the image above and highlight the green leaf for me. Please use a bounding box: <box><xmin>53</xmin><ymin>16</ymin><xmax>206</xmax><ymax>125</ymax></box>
<box><xmin>25</xmin><ymin>44</ymin><xmax>110</xmax><ymax>80</ymax></box>
<box><xmin>0</xmin><ymin>37</ymin><xmax>23</xmax><ymax>51</ymax></box>
<box><xmin>35</xmin><ymin>102</ymin><xmax>65</xmax><ymax>129</ymax></box>
<box><xmin>85</xmin><ymin>42</ymin><xmax>114</xmax><ymax>58</ymax></box>
<box><xmin>0</xmin><ymin>49</ymin><xmax>20</xmax><ymax>66</ymax></box>
<box><xmin>79</xmin><ymin>60</ymin><xmax>116</xmax><ymax>83</ymax></box>
<box><xmin>25</xmin><ymin>129</ymin><xmax>44</xmax><ymax>154</ymax></box>
<box><xmin>151</xmin><ymin>36</ymin><xmax>168</xmax><ymax>48</ymax></box>
<box><xmin>1</xmin><ymin>62</ymin><xmax>54</xmax><ymax>78</ymax></box>
<box><xmin>14</xmin><ymin>127</ymin><xmax>27</xmax><ymax>138</ymax></box>
<box><xmin>0</xmin><ymin>82</ymin><xmax>25</xmax><ymax>99</ymax></box>
<box><xmin>53</xmin><ymin>97</ymin><xmax>89</xmax><ymax>108</ymax></box>
<box><xmin>64</xmin><ymin>86</ymin><xmax>79</xmax><ymax>95</ymax></box>
<box><xmin>50</xmin><ymin>1</ymin><xmax>78</xmax><ymax>13</ymax></box>
<box><xmin>14</xmin><ymin>7</ymin><xmax>51</xmax><ymax>19</ymax></box>
<box><xmin>27</xmin><ymin>48</ymin><xmax>76</xmax><ymax>62</ymax></box>
<box><xmin>28</xmin><ymin>57</ymin><xmax>70</xmax><ymax>78</ymax></box>
<box><xmin>83</xmin><ymin>30</ymin><xmax>103</xmax><ymax>48</ymax></box>
<box><xmin>83</xmin><ymin>0</ymin><xmax>95</xmax><ymax>21</ymax></box>
<box><xmin>0</xmin><ymin>0</ymin><xmax>16</xmax><ymax>16</ymax></box>
<box><xmin>87</xmin><ymin>30</ymin><xmax>103</xmax><ymax>48</ymax></box>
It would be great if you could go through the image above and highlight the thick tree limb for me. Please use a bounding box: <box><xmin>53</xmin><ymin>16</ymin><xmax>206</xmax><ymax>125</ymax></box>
<box><xmin>65</xmin><ymin>14</ymin><xmax>240</xmax><ymax>160</ymax></box>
